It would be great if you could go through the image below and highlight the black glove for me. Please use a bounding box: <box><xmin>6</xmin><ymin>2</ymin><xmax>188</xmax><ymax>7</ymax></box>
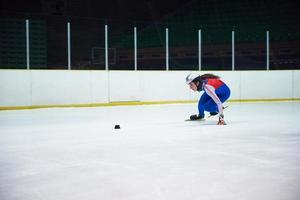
<box><xmin>190</xmin><ymin>114</ymin><xmax>204</xmax><ymax>120</ymax></box>
<box><xmin>219</xmin><ymin>114</ymin><xmax>224</xmax><ymax>120</ymax></box>
<box><xmin>217</xmin><ymin>114</ymin><xmax>226</xmax><ymax>125</ymax></box>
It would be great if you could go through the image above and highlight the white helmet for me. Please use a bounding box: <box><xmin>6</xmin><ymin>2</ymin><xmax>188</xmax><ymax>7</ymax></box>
<box><xmin>185</xmin><ymin>73</ymin><xmax>199</xmax><ymax>84</ymax></box>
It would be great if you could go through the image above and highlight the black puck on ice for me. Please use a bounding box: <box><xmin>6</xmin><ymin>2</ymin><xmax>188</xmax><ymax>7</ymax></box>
<box><xmin>114</xmin><ymin>124</ymin><xmax>120</xmax><ymax>129</ymax></box>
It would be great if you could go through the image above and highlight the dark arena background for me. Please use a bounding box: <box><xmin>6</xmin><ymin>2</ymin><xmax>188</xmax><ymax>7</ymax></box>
<box><xmin>0</xmin><ymin>0</ymin><xmax>299</xmax><ymax>71</ymax></box>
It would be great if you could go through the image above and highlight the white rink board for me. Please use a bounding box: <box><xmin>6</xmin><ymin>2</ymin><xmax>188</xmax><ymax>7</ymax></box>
<box><xmin>0</xmin><ymin>70</ymin><xmax>31</xmax><ymax>106</ymax></box>
<box><xmin>140</xmin><ymin>71</ymin><xmax>191</xmax><ymax>101</ymax></box>
<box><xmin>89</xmin><ymin>71</ymin><xmax>109</xmax><ymax>103</ymax></box>
<box><xmin>31</xmin><ymin>70</ymin><xmax>92</xmax><ymax>105</ymax></box>
<box><xmin>240</xmin><ymin>71</ymin><xmax>293</xmax><ymax>100</ymax></box>
<box><xmin>0</xmin><ymin>70</ymin><xmax>299</xmax><ymax>107</ymax></box>
<box><xmin>293</xmin><ymin>70</ymin><xmax>300</xmax><ymax>98</ymax></box>
<box><xmin>109</xmin><ymin>71</ymin><xmax>141</xmax><ymax>102</ymax></box>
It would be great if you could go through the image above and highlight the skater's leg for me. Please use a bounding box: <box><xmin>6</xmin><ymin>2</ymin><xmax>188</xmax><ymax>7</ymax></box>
<box><xmin>215</xmin><ymin>84</ymin><xmax>231</xmax><ymax>103</ymax></box>
<box><xmin>203</xmin><ymin>84</ymin><xmax>231</xmax><ymax>113</ymax></box>
<box><xmin>198</xmin><ymin>93</ymin><xmax>210</xmax><ymax>117</ymax></box>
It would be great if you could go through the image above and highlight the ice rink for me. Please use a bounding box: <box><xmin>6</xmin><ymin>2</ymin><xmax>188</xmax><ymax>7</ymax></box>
<box><xmin>0</xmin><ymin>101</ymin><xmax>300</xmax><ymax>200</ymax></box>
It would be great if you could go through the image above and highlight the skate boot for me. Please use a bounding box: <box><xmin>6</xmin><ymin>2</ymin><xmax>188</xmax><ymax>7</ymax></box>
<box><xmin>190</xmin><ymin>114</ymin><xmax>205</xmax><ymax>121</ymax></box>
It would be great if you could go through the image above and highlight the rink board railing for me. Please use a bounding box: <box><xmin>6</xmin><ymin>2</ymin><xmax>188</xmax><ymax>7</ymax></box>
<box><xmin>0</xmin><ymin>70</ymin><xmax>299</xmax><ymax>110</ymax></box>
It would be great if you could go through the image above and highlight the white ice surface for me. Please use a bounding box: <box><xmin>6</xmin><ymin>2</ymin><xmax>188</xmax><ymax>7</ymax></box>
<box><xmin>0</xmin><ymin>102</ymin><xmax>300</xmax><ymax>200</ymax></box>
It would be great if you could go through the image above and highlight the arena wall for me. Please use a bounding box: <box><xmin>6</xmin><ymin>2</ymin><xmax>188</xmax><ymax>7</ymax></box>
<box><xmin>0</xmin><ymin>70</ymin><xmax>299</xmax><ymax>109</ymax></box>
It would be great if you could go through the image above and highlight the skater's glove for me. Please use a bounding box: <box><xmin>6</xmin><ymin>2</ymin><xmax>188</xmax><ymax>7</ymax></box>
<box><xmin>217</xmin><ymin>114</ymin><xmax>226</xmax><ymax>125</ymax></box>
<box><xmin>218</xmin><ymin>114</ymin><xmax>224</xmax><ymax>120</ymax></box>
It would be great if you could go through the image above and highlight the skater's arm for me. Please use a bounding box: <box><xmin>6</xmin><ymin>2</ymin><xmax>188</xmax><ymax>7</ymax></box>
<box><xmin>203</xmin><ymin>84</ymin><xmax>223</xmax><ymax>116</ymax></box>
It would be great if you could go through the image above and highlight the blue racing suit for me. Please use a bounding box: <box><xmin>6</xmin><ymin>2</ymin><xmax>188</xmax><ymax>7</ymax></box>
<box><xmin>198</xmin><ymin>79</ymin><xmax>231</xmax><ymax>117</ymax></box>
